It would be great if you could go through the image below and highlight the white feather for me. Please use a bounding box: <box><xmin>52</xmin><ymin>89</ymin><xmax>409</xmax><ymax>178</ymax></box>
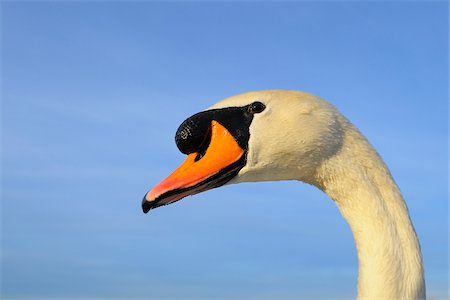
<box><xmin>210</xmin><ymin>90</ymin><xmax>425</xmax><ymax>300</ymax></box>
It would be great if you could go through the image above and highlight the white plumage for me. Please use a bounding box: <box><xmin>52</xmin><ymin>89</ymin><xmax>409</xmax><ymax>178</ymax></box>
<box><xmin>209</xmin><ymin>90</ymin><xmax>425</xmax><ymax>299</ymax></box>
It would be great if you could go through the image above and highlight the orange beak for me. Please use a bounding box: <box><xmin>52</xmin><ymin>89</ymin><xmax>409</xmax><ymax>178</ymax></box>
<box><xmin>142</xmin><ymin>120</ymin><xmax>245</xmax><ymax>213</ymax></box>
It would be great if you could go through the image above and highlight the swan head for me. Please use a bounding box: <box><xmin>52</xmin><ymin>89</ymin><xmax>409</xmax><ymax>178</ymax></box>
<box><xmin>142</xmin><ymin>90</ymin><xmax>344</xmax><ymax>213</ymax></box>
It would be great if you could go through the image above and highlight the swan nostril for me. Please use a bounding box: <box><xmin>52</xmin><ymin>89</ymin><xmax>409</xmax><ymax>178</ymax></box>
<box><xmin>193</xmin><ymin>129</ymin><xmax>211</xmax><ymax>161</ymax></box>
<box><xmin>194</xmin><ymin>152</ymin><xmax>204</xmax><ymax>162</ymax></box>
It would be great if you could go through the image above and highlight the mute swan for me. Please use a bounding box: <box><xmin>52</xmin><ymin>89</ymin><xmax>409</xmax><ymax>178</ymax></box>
<box><xmin>142</xmin><ymin>90</ymin><xmax>425</xmax><ymax>299</ymax></box>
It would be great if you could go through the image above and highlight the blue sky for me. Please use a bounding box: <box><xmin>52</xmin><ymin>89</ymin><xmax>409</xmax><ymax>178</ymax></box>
<box><xmin>1</xmin><ymin>1</ymin><xmax>448</xmax><ymax>299</ymax></box>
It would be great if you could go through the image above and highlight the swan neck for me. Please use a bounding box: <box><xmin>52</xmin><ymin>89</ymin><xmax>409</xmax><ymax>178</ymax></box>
<box><xmin>314</xmin><ymin>122</ymin><xmax>425</xmax><ymax>299</ymax></box>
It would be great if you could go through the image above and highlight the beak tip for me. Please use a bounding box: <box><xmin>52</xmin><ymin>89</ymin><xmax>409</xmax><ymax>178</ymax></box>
<box><xmin>142</xmin><ymin>195</ymin><xmax>152</xmax><ymax>214</ymax></box>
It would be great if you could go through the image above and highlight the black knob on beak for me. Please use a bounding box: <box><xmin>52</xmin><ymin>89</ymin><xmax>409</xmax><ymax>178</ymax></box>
<box><xmin>175</xmin><ymin>112</ymin><xmax>213</xmax><ymax>155</ymax></box>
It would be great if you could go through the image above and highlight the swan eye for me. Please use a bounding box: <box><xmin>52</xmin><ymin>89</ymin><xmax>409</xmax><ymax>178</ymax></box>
<box><xmin>248</xmin><ymin>101</ymin><xmax>266</xmax><ymax>114</ymax></box>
